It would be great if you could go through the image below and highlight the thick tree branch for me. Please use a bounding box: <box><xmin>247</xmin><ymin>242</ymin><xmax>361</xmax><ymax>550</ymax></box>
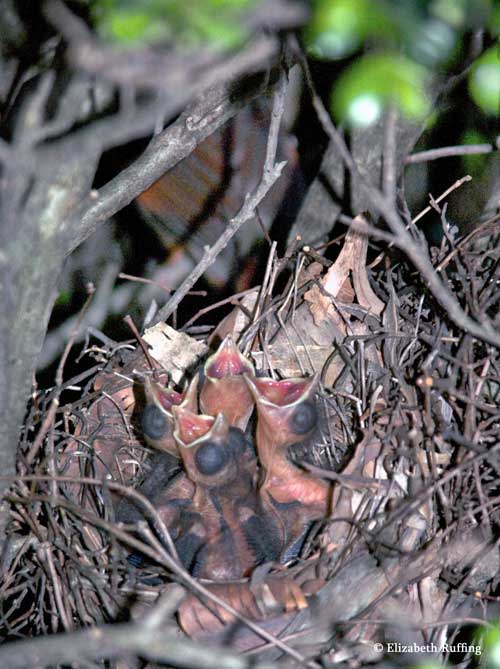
<box><xmin>65</xmin><ymin>71</ymin><xmax>278</xmax><ymax>253</ymax></box>
<box><xmin>0</xmin><ymin>611</ymin><xmax>279</xmax><ymax>669</ymax></box>
<box><xmin>0</xmin><ymin>20</ymin><xmax>285</xmax><ymax>555</ymax></box>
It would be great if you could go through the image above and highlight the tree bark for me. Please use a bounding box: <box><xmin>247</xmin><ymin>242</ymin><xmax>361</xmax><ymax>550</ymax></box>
<box><xmin>0</xmin><ymin>63</ymin><xmax>277</xmax><ymax>550</ymax></box>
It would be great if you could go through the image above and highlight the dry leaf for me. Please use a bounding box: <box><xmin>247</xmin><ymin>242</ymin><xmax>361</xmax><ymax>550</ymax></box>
<box><xmin>143</xmin><ymin>322</ymin><xmax>208</xmax><ymax>384</ymax></box>
<box><xmin>305</xmin><ymin>217</ymin><xmax>384</xmax><ymax>327</ymax></box>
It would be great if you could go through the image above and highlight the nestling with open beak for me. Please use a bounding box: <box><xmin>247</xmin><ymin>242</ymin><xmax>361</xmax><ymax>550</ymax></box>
<box><xmin>140</xmin><ymin>374</ymin><xmax>198</xmax><ymax>456</ymax></box>
<box><xmin>245</xmin><ymin>373</ymin><xmax>331</xmax><ymax>549</ymax></box>
<box><xmin>172</xmin><ymin>406</ymin><xmax>282</xmax><ymax>578</ymax></box>
<box><xmin>114</xmin><ymin>376</ymin><xmax>199</xmax><ymax>530</ymax></box>
<box><xmin>199</xmin><ymin>335</ymin><xmax>255</xmax><ymax>431</ymax></box>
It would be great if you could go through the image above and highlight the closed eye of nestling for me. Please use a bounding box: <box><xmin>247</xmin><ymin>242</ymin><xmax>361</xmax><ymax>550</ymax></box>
<box><xmin>290</xmin><ymin>401</ymin><xmax>317</xmax><ymax>435</ymax></box>
<box><xmin>194</xmin><ymin>440</ymin><xmax>230</xmax><ymax>475</ymax></box>
<box><xmin>141</xmin><ymin>404</ymin><xmax>168</xmax><ymax>440</ymax></box>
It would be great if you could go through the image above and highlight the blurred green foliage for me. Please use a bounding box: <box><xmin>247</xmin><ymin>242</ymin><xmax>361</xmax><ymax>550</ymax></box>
<box><xmin>468</xmin><ymin>45</ymin><xmax>500</xmax><ymax>116</ymax></box>
<box><xmin>461</xmin><ymin>130</ymin><xmax>490</xmax><ymax>175</ymax></box>
<box><xmin>331</xmin><ymin>53</ymin><xmax>430</xmax><ymax>126</ymax></box>
<box><xmin>55</xmin><ymin>291</ymin><xmax>72</xmax><ymax>308</ymax></box>
<box><xmin>491</xmin><ymin>5</ymin><xmax>500</xmax><ymax>36</ymax></box>
<box><xmin>305</xmin><ymin>0</ymin><xmax>497</xmax><ymax>127</ymax></box>
<box><xmin>92</xmin><ymin>0</ymin><xmax>255</xmax><ymax>50</ymax></box>
<box><xmin>475</xmin><ymin>622</ymin><xmax>500</xmax><ymax>667</ymax></box>
<box><xmin>304</xmin><ymin>0</ymin><xmax>395</xmax><ymax>60</ymax></box>
<box><xmin>89</xmin><ymin>0</ymin><xmax>498</xmax><ymax>126</ymax></box>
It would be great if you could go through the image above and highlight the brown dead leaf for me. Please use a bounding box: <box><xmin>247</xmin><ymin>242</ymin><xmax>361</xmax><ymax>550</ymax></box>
<box><xmin>305</xmin><ymin>217</ymin><xmax>384</xmax><ymax>327</ymax></box>
<box><xmin>143</xmin><ymin>322</ymin><xmax>208</xmax><ymax>384</ymax></box>
<box><xmin>304</xmin><ymin>283</ymin><xmax>340</xmax><ymax>327</ymax></box>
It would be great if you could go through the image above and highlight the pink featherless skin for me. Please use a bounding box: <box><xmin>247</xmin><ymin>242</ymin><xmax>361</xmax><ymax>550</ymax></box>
<box><xmin>171</xmin><ymin>407</ymin><xmax>267</xmax><ymax>579</ymax></box>
<box><xmin>245</xmin><ymin>373</ymin><xmax>331</xmax><ymax>545</ymax></box>
<box><xmin>140</xmin><ymin>374</ymin><xmax>198</xmax><ymax>456</ymax></box>
<box><xmin>199</xmin><ymin>335</ymin><xmax>255</xmax><ymax>430</ymax></box>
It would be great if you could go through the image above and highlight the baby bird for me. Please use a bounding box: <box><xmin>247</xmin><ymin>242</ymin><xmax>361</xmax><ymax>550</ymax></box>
<box><xmin>172</xmin><ymin>406</ymin><xmax>281</xmax><ymax>578</ymax></box>
<box><xmin>140</xmin><ymin>374</ymin><xmax>198</xmax><ymax>456</ymax></box>
<box><xmin>199</xmin><ymin>335</ymin><xmax>255</xmax><ymax>430</ymax></box>
<box><xmin>245</xmin><ymin>373</ymin><xmax>331</xmax><ymax>552</ymax></box>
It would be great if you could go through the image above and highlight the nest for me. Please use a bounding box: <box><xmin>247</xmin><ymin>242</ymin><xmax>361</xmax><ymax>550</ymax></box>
<box><xmin>2</xmin><ymin>216</ymin><xmax>500</xmax><ymax>668</ymax></box>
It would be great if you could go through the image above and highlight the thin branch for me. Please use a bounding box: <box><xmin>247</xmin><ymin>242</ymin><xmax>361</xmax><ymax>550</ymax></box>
<box><xmin>65</xmin><ymin>71</ymin><xmax>276</xmax><ymax>253</ymax></box>
<box><xmin>26</xmin><ymin>288</ymin><xmax>95</xmax><ymax>466</ymax></box>
<box><xmin>4</xmin><ymin>476</ymin><xmax>316</xmax><ymax>666</ymax></box>
<box><xmin>50</xmin><ymin>33</ymin><xmax>278</xmax><ymax>155</ymax></box>
<box><xmin>296</xmin><ymin>47</ymin><xmax>500</xmax><ymax>348</ymax></box>
<box><xmin>436</xmin><ymin>212</ymin><xmax>500</xmax><ymax>272</ymax></box>
<box><xmin>411</xmin><ymin>175</ymin><xmax>472</xmax><ymax>225</ymax></box>
<box><xmin>367</xmin><ymin>174</ymin><xmax>475</xmax><ymax>269</ymax></box>
<box><xmin>181</xmin><ymin>287</ymin><xmax>257</xmax><ymax>331</ymax></box>
<box><xmin>118</xmin><ymin>272</ymin><xmax>206</xmax><ymax>296</ymax></box>
<box><xmin>405</xmin><ymin>143</ymin><xmax>495</xmax><ymax>164</ymax></box>
<box><xmin>46</xmin><ymin>0</ymin><xmax>290</xmax><ymax>95</ymax></box>
<box><xmin>44</xmin><ymin>0</ymin><xmax>93</xmax><ymax>43</ymax></box>
<box><xmin>154</xmin><ymin>69</ymin><xmax>289</xmax><ymax>323</ymax></box>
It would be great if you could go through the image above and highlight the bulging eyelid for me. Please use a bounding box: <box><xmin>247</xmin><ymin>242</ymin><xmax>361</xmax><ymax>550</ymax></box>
<box><xmin>141</xmin><ymin>404</ymin><xmax>169</xmax><ymax>440</ymax></box>
<box><xmin>290</xmin><ymin>401</ymin><xmax>318</xmax><ymax>435</ymax></box>
<box><xmin>194</xmin><ymin>440</ymin><xmax>230</xmax><ymax>476</ymax></box>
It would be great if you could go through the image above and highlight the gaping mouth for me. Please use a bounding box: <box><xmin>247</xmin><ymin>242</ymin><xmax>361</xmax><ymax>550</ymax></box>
<box><xmin>205</xmin><ymin>335</ymin><xmax>254</xmax><ymax>379</ymax></box>
<box><xmin>173</xmin><ymin>407</ymin><xmax>215</xmax><ymax>446</ymax></box>
<box><xmin>245</xmin><ymin>374</ymin><xmax>318</xmax><ymax>407</ymax></box>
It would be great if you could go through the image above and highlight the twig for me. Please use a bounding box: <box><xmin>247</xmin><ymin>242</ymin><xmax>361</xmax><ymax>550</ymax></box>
<box><xmin>65</xmin><ymin>67</ymin><xmax>280</xmax><ymax>254</ymax></box>
<box><xmin>436</xmin><ymin>212</ymin><xmax>500</xmax><ymax>272</ymax></box>
<box><xmin>181</xmin><ymin>287</ymin><xmax>257</xmax><ymax>331</ymax></box>
<box><xmin>39</xmin><ymin>262</ymin><xmax>120</xmax><ymax>370</ymax></box>
<box><xmin>55</xmin><ymin>287</ymin><xmax>95</xmax><ymax>389</ymax></box>
<box><xmin>5</xmin><ymin>476</ymin><xmax>317</xmax><ymax>667</ymax></box>
<box><xmin>368</xmin><ymin>175</ymin><xmax>474</xmax><ymax>268</ymax></box>
<box><xmin>123</xmin><ymin>315</ymin><xmax>158</xmax><ymax>373</ymax></box>
<box><xmin>26</xmin><ymin>289</ymin><xmax>95</xmax><ymax>466</ymax></box>
<box><xmin>297</xmin><ymin>47</ymin><xmax>500</xmax><ymax>348</ymax></box>
<box><xmin>412</xmin><ymin>175</ymin><xmax>473</xmax><ymax>225</ymax></box>
<box><xmin>118</xmin><ymin>273</ymin><xmax>207</xmax><ymax>296</ymax></box>
<box><xmin>154</xmin><ymin>69</ymin><xmax>289</xmax><ymax>323</ymax></box>
<box><xmin>405</xmin><ymin>143</ymin><xmax>495</xmax><ymax>164</ymax></box>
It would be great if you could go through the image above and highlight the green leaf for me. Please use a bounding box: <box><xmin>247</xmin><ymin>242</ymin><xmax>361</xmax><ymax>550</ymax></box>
<box><xmin>468</xmin><ymin>44</ymin><xmax>500</xmax><ymax>116</ymax></box>
<box><xmin>491</xmin><ymin>4</ymin><xmax>500</xmax><ymax>35</ymax></box>
<box><xmin>55</xmin><ymin>291</ymin><xmax>71</xmax><ymax>308</ymax></box>
<box><xmin>93</xmin><ymin>0</ymin><xmax>255</xmax><ymax>50</ymax></box>
<box><xmin>407</xmin><ymin>17</ymin><xmax>457</xmax><ymax>67</ymax></box>
<box><xmin>181</xmin><ymin>5</ymin><xmax>247</xmax><ymax>50</ymax></box>
<box><xmin>305</xmin><ymin>0</ymin><xmax>394</xmax><ymax>60</ymax></box>
<box><xmin>461</xmin><ymin>129</ymin><xmax>489</xmax><ymax>175</ymax></box>
<box><xmin>476</xmin><ymin>623</ymin><xmax>500</xmax><ymax>667</ymax></box>
<box><xmin>100</xmin><ymin>9</ymin><xmax>168</xmax><ymax>43</ymax></box>
<box><xmin>331</xmin><ymin>52</ymin><xmax>431</xmax><ymax>127</ymax></box>
<box><xmin>431</xmin><ymin>0</ymin><xmax>492</xmax><ymax>30</ymax></box>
